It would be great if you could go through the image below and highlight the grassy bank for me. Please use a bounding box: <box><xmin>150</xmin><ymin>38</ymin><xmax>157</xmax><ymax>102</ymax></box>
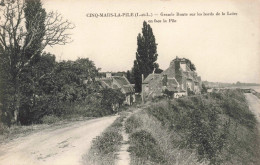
<box><xmin>125</xmin><ymin>112</ymin><xmax>201</xmax><ymax>165</ymax></box>
<box><xmin>126</xmin><ymin>89</ymin><xmax>260</xmax><ymax>165</ymax></box>
<box><xmin>252</xmin><ymin>90</ymin><xmax>260</xmax><ymax>99</ymax></box>
<box><xmin>83</xmin><ymin>112</ymin><xmax>128</xmax><ymax>165</ymax></box>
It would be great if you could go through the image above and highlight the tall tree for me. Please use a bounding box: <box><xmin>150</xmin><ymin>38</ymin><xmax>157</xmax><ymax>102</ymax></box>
<box><xmin>132</xmin><ymin>21</ymin><xmax>159</xmax><ymax>92</ymax></box>
<box><xmin>0</xmin><ymin>0</ymin><xmax>74</xmax><ymax>124</ymax></box>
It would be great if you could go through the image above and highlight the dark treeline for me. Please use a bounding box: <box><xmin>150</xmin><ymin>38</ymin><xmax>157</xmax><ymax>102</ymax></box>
<box><xmin>0</xmin><ymin>0</ymin><xmax>125</xmax><ymax>126</ymax></box>
<box><xmin>1</xmin><ymin>52</ymin><xmax>125</xmax><ymax>126</ymax></box>
<box><xmin>203</xmin><ymin>81</ymin><xmax>260</xmax><ymax>88</ymax></box>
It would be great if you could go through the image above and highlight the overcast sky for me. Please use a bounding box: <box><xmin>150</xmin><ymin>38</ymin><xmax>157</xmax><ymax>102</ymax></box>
<box><xmin>43</xmin><ymin>0</ymin><xmax>260</xmax><ymax>83</ymax></box>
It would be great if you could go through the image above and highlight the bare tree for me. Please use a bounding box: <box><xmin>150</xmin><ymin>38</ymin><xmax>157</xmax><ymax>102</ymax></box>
<box><xmin>0</xmin><ymin>0</ymin><xmax>74</xmax><ymax>123</ymax></box>
<box><xmin>0</xmin><ymin>0</ymin><xmax>74</xmax><ymax>70</ymax></box>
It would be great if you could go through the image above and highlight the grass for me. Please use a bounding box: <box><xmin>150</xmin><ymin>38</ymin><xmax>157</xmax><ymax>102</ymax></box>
<box><xmin>125</xmin><ymin>115</ymin><xmax>142</xmax><ymax>134</ymax></box>
<box><xmin>144</xmin><ymin>89</ymin><xmax>260</xmax><ymax>165</ymax></box>
<box><xmin>125</xmin><ymin>112</ymin><xmax>203</xmax><ymax>165</ymax></box>
<box><xmin>83</xmin><ymin>113</ymin><xmax>127</xmax><ymax>165</ymax></box>
<box><xmin>40</xmin><ymin>115</ymin><xmax>60</xmax><ymax>124</ymax></box>
<box><xmin>129</xmin><ymin>130</ymin><xmax>166</xmax><ymax>164</ymax></box>
<box><xmin>252</xmin><ymin>89</ymin><xmax>260</xmax><ymax>99</ymax></box>
<box><xmin>124</xmin><ymin>89</ymin><xmax>260</xmax><ymax>165</ymax></box>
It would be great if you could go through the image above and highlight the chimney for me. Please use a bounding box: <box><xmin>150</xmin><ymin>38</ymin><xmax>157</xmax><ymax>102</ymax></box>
<box><xmin>106</xmin><ymin>72</ymin><xmax>112</xmax><ymax>78</ymax></box>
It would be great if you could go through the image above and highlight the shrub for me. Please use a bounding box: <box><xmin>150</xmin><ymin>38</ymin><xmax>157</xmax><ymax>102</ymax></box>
<box><xmin>84</xmin><ymin>116</ymin><xmax>124</xmax><ymax>165</ymax></box>
<box><xmin>129</xmin><ymin>130</ymin><xmax>166</xmax><ymax>164</ymax></box>
<box><xmin>0</xmin><ymin>122</ymin><xmax>6</xmax><ymax>134</ymax></box>
<box><xmin>220</xmin><ymin>90</ymin><xmax>256</xmax><ymax>129</ymax></box>
<box><xmin>125</xmin><ymin>115</ymin><xmax>142</xmax><ymax>134</ymax></box>
<box><xmin>201</xmin><ymin>83</ymin><xmax>207</xmax><ymax>94</ymax></box>
<box><xmin>40</xmin><ymin>115</ymin><xmax>60</xmax><ymax>124</ymax></box>
<box><xmin>93</xmin><ymin>130</ymin><xmax>122</xmax><ymax>154</ymax></box>
<box><xmin>162</xmin><ymin>89</ymin><xmax>174</xmax><ymax>99</ymax></box>
<box><xmin>187</xmin><ymin>87</ymin><xmax>195</xmax><ymax>96</ymax></box>
<box><xmin>146</xmin><ymin>89</ymin><xmax>258</xmax><ymax>164</ymax></box>
<box><xmin>185</xmin><ymin>107</ymin><xmax>229</xmax><ymax>164</ymax></box>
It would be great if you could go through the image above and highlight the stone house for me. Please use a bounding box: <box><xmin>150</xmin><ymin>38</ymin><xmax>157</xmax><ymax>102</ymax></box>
<box><xmin>96</xmin><ymin>73</ymin><xmax>135</xmax><ymax>105</ymax></box>
<box><xmin>142</xmin><ymin>56</ymin><xmax>202</xmax><ymax>100</ymax></box>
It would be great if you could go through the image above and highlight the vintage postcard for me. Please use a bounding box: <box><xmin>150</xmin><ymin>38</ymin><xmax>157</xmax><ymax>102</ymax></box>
<box><xmin>0</xmin><ymin>0</ymin><xmax>260</xmax><ymax>164</ymax></box>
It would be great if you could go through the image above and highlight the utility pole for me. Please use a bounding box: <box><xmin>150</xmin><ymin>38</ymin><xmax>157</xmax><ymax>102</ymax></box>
<box><xmin>141</xmin><ymin>74</ymin><xmax>144</xmax><ymax>104</ymax></box>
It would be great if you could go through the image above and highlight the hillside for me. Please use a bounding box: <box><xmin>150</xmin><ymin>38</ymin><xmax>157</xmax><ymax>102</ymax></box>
<box><xmin>123</xmin><ymin>89</ymin><xmax>260</xmax><ymax>164</ymax></box>
<box><xmin>84</xmin><ymin>89</ymin><xmax>260</xmax><ymax>165</ymax></box>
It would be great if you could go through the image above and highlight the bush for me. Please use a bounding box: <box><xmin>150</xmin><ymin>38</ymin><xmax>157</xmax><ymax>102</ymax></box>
<box><xmin>201</xmin><ymin>83</ymin><xmax>207</xmax><ymax>94</ymax></box>
<box><xmin>129</xmin><ymin>130</ymin><xmax>166</xmax><ymax>164</ymax></box>
<box><xmin>93</xmin><ymin>130</ymin><xmax>122</xmax><ymax>154</ymax></box>
<box><xmin>83</xmin><ymin>88</ymin><xmax>125</xmax><ymax>116</ymax></box>
<box><xmin>125</xmin><ymin>115</ymin><xmax>142</xmax><ymax>134</ymax></box>
<box><xmin>146</xmin><ymin>89</ymin><xmax>258</xmax><ymax>164</ymax></box>
<box><xmin>40</xmin><ymin>115</ymin><xmax>60</xmax><ymax>124</ymax></box>
<box><xmin>0</xmin><ymin>122</ymin><xmax>6</xmax><ymax>134</ymax></box>
<box><xmin>187</xmin><ymin>87</ymin><xmax>195</xmax><ymax>96</ymax></box>
<box><xmin>215</xmin><ymin>89</ymin><xmax>257</xmax><ymax>129</ymax></box>
<box><xmin>85</xmin><ymin>116</ymin><xmax>124</xmax><ymax>165</ymax></box>
<box><xmin>162</xmin><ymin>89</ymin><xmax>174</xmax><ymax>99</ymax></box>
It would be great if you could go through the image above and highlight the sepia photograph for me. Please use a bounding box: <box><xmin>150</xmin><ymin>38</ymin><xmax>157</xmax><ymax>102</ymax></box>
<box><xmin>0</xmin><ymin>0</ymin><xmax>260</xmax><ymax>164</ymax></box>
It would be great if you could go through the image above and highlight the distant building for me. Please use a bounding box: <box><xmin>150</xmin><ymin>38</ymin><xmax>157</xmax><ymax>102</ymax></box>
<box><xmin>96</xmin><ymin>73</ymin><xmax>135</xmax><ymax>105</ymax></box>
<box><xmin>97</xmin><ymin>71</ymin><xmax>127</xmax><ymax>78</ymax></box>
<box><xmin>142</xmin><ymin>56</ymin><xmax>202</xmax><ymax>100</ymax></box>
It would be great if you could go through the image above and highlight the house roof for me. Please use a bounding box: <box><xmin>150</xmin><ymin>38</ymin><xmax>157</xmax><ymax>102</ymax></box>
<box><xmin>143</xmin><ymin>74</ymin><xmax>161</xmax><ymax>84</ymax></box>
<box><xmin>193</xmin><ymin>76</ymin><xmax>199</xmax><ymax>83</ymax></box>
<box><xmin>184</xmin><ymin>72</ymin><xmax>193</xmax><ymax>80</ymax></box>
<box><xmin>122</xmin><ymin>85</ymin><xmax>135</xmax><ymax>93</ymax></box>
<box><xmin>113</xmin><ymin>76</ymin><xmax>129</xmax><ymax>86</ymax></box>
<box><xmin>102</xmin><ymin>79</ymin><xmax>113</xmax><ymax>86</ymax></box>
<box><xmin>161</xmin><ymin>66</ymin><xmax>176</xmax><ymax>78</ymax></box>
<box><xmin>112</xmin><ymin>84</ymin><xmax>119</xmax><ymax>89</ymax></box>
<box><xmin>168</xmin><ymin>78</ymin><xmax>179</xmax><ymax>86</ymax></box>
<box><xmin>166</xmin><ymin>78</ymin><xmax>179</xmax><ymax>91</ymax></box>
<box><xmin>97</xmin><ymin>76</ymin><xmax>135</xmax><ymax>94</ymax></box>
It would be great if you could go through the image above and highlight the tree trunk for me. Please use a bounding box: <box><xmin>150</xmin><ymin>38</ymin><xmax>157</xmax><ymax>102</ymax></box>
<box><xmin>12</xmin><ymin>77</ymin><xmax>21</xmax><ymax>125</ymax></box>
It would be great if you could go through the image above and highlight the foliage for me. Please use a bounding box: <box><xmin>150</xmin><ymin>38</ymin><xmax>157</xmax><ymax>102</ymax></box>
<box><xmin>214</xmin><ymin>89</ymin><xmax>256</xmax><ymax>129</ymax></box>
<box><xmin>84</xmin><ymin>116</ymin><xmax>124</xmax><ymax>165</ymax></box>
<box><xmin>162</xmin><ymin>89</ymin><xmax>175</xmax><ymax>99</ymax></box>
<box><xmin>185</xmin><ymin>59</ymin><xmax>196</xmax><ymax>71</ymax></box>
<box><xmin>129</xmin><ymin>130</ymin><xmax>166</xmax><ymax>164</ymax></box>
<box><xmin>125</xmin><ymin>115</ymin><xmax>143</xmax><ymax>134</ymax></box>
<box><xmin>16</xmin><ymin>55</ymin><xmax>101</xmax><ymax>124</ymax></box>
<box><xmin>40</xmin><ymin>115</ymin><xmax>60</xmax><ymax>124</ymax></box>
<box><xmin>146</xmin><ymin>89</ymin><xmax>259</xmax><ymax>164</ymax></box>
<box><xmin>0</xmin><ymin>0</ymin><xmax>74</xmax><ymax>125</ymax></box>
<box><xmin>93</xmin><ymin>130</ymin><xmax>122</xmax><ymax>155</ymax></box>
<box><xmin>17</xmin><ymin>54</ymin><xmax>126</xmax><ymax>124</ymax></box>
<box><xmin>187</xmin><ymin>87</ymin><xmax>195</xmax><ymax>96</ymax></box>
<box><xmin>132</xmin><ymin>21</ymin><xmax>159</xmax><ymax>92</ymax></box>
<box><xmin>126</xmin><ymin>70</ymin><xmax>136</xmax><ymax>84</ymax></box>
<box><xmin>201</xmin><ymin>83</ymin><xmax>207</xmax><ymax>94</ymax></box>
<box><xmin>84</xmin><ymin>88</ymin><xmax>125</xmax><ymax>116</ymax></box>
<box><xmin>1</xmin><ymin>50</ymin><xmax>105</xmax><ymax>125</ymax></box>
<box><xmin>126</xmin><ymin>111</ymin><xmax>202</xmax><ymax>165</ymax></box>
<box><xmin>18</xmin><ymin>53</ymin><xmax>57</xmax><ymax>124</ymax></box>
<box><xmin>99</xmin><ymin>88</ymin><xmax>125</xmax><ymax>111</ymax></box>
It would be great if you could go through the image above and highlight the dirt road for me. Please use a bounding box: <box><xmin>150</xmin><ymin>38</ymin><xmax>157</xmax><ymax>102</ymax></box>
<box><xmin>0</xmin><ymin>115</ymin><xmax>118</xmax><ymax>165</ymax></box>
<box><xmin>245</xmin><ymin>93</ymin><xmax>260</xmax><ymax>129</ymax></box>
